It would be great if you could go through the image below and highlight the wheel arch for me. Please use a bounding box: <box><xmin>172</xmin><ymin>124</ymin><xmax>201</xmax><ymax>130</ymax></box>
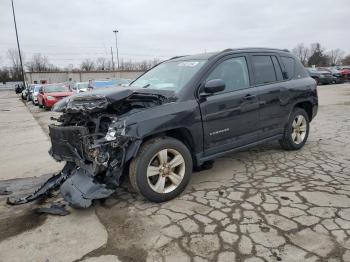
<box><xmin>294</xmin><ymin>100</ymin><xmax>313</xmax><ymax>121</ymax></box>
<box><xmin>126</xmin><ymin>127</ymin><xmax>198</xmax><ymax>167</ymax></box>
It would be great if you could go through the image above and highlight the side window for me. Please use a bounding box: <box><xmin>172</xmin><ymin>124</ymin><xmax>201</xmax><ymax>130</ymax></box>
<box><xmin>206</xmin><ymin>57</ymin><xmax>250</xmax><ymax>92</ymax></box>
<box><xmin>294</xmin><ymin>60</ymin><xmax>309</xmax><ymax>79</ymax></box>
<box><xmin>252</xmin><ymin>56</ymin><xmax>277</xmax><ymax>85</ymax></box>
<box><xmin>271</xmin><ymin>56</ymin><xmax>283</xmax><ymax>81</ymax></box>
<box><xmin>281</xmin><ymin>56</ymin><xmax>295</xmax><ymax>79</ymax></box>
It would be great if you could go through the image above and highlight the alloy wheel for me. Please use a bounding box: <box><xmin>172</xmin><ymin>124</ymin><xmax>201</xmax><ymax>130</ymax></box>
<box><xmin>147</xmin><ymin>148</ymin><xmax>186</xmax><ymax>194</ymax></box>
<box><xmin>291</xmin><ymin>115</ymin><xmax>307</xmax><ymax>144</ymax></box>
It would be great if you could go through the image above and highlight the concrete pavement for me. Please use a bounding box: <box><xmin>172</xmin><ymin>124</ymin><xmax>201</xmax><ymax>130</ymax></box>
<box><xmin>0</xmin><ymin>91</ymin><xmax>62</xmax><ymax>180</ymax></box>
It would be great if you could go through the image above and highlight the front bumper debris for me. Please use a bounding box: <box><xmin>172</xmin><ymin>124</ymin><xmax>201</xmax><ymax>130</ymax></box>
<box><xmin>7</xmin><ymin>163</ymin><xmax>73</xmax><ymax>205</ymax></box>
<box><xmin>7</xmin><ymin>122</ymin><xmax>135</xmax><ymax>209</ymax></box>
<box><xmin>7</xmin><ymin>162</ymin><xmax>117</xmax><ymax>208</ymax></box>
<box><xmin>60</xmin><ymin>167</ymin><xmax>115</xmax><ymax>208</ymax></box>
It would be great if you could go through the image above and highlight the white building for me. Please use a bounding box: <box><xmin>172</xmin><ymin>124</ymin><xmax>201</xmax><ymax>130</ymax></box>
<box><xmin>25</xmin><ymin>70</ymin><xmax>144</xmax><ymax>84</ymax></box>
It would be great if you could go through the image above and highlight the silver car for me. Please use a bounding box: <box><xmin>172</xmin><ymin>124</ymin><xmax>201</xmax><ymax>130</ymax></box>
<box><xmin>29</xmin><ymin>84</ymin><xmax>42</xmax><ymax>105</ymax></box>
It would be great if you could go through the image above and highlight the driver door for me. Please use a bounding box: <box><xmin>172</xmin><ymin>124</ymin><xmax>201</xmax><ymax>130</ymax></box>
<box><xmin>199</xmin><ymin>55</ymin><xmax>261</xmax><ymax>156</ymax></box>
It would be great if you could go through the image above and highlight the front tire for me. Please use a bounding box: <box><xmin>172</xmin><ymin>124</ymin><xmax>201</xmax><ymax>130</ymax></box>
<box><xmin>129</xmin><ymin>137</ymin><xmax>193</xmax><ymax>202</ymax></box>
<box><xmin>279</xmin><ymin>108</ymin><xmax>309</xmax><ymax>150</ymax></box>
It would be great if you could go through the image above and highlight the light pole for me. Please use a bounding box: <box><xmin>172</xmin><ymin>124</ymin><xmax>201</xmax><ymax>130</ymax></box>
<box><xmin>11</xmin><ymin>0</ymin><xmax>26</xmax><ymax>87</ymax></box>
<box><xmin>113</xmin><ymin>29</ymin><xmax>119</xmax><ymax>70</ymax></box>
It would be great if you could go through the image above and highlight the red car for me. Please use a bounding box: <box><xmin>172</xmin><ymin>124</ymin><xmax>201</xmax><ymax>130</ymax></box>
<box><xmin>340</xmin><ymin>68</ymin><xmax>350</xmax><ymax>77</ymax></box>
<box><xmin>38</xmin><ymin>84</ymin><xmax>74</xmax><ymax>109</ymax></box>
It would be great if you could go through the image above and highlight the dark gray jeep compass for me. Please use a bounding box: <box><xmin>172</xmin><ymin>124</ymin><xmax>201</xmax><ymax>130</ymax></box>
<box><xmin>9</xmin><ymin>48</ymin><xmax>318</xmax><ymax>208</ymax></box>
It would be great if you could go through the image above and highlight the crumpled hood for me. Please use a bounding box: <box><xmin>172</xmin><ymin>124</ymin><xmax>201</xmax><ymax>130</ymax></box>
<box><xmin>52</xmin><ymin>87</ymin><xmax>176</xmax><ymax>113</ymax></box>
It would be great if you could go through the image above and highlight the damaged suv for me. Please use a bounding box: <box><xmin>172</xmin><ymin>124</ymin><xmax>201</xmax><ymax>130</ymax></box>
<box><xmin>10</xmin><ymin>48</ymin><xmax>318</xmax><ymax>208</ymax></box>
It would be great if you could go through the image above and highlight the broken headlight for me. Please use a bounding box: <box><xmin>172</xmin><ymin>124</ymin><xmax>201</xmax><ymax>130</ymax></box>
<box><xmin>104</xmin><ymin>120</ymin><xmax>127</xmax><ymax>142</ymax></box>
<box><xmin>105</xmin><ymin>127</ymin><xmax>117</xmax><ymax>141</ymax></box>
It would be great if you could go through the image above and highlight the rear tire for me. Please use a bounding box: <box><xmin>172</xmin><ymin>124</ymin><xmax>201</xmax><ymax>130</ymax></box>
<box><xmin>129</xmin><ymin>137</ymin><xmax>192</xmax><ymax>202</ymax></box>
<box><xmin>279</xmin><ymin>108</ymin><xmax>309</xmax><ymax>150</ymax></box>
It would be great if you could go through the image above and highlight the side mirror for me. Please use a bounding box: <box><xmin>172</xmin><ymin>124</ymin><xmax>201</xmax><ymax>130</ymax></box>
<box><xmin>201</xmin><ymin>79</ymin><xmax>225</xmax><ymax>96</ymax></box>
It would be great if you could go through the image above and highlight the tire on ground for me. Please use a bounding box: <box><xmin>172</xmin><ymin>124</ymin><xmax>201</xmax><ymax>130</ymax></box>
<box><xmin>129</xmin><ymin>136</ymin><xmax>193</xmax><ymax>202</ymax></box>
<box><xmin>279</xmin><ymin>107</ymin><xmax>310</xmax><ymax>150</ymax></box>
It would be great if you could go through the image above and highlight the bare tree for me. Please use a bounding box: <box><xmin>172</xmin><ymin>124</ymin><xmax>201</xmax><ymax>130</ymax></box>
<box><xmin>80</xmin><ymin>59</ymin><xmax>95</xmax><ymax>71</ymax></box>
<box><xmin>7</xmin><ymin>48</ymin><xmax>23</xmax><ymax>80</ymax></box>
<box><xmin>26</xmin><ymin>53</ymin><xmax>53</xmax><ymax>71</ymax></box>
<box><xmin>342</xmin><ymin>55</ymin><xmax>350</xmax><ymax>66</ymax></box>
<box><xmin>292</xmin><ymin>43</ymin><xmax>310</xmax><ymax>66</ymax></box>
<box><xmin>119</xmin><ymin>58</ymin><xmax>161</xmax><ymax>71</ymax></box>
<box><xmin>95</xmin><ymin>57</ymin><xmax>112</xmax><ymax>71</ymax></box>
<box><xmin>327</xmin><ymin>49</ymin><xmax>345</xmax><ymax>66</ymax></box>
<box><xmin>0</xmin><ymin>67</ymin><xmax>10</xmax><ymax>83</ymax></box>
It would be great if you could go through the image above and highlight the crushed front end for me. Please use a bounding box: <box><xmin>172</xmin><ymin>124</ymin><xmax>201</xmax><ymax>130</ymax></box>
<box><xmin>8</xmin><ymin>88</ymin><xmax>174</xmax><ymax>208</ymax></box>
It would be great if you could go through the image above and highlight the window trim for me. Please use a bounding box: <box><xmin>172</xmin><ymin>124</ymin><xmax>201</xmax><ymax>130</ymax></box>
<box><xmin>197</xmin><ymin>54</ymin><xmax>252</xmax><ymax>96</ymax></box>
<box><xmin>271</xmin><ymin>55</ymin><xmax>284</xmax><ymax>81</ymax></box>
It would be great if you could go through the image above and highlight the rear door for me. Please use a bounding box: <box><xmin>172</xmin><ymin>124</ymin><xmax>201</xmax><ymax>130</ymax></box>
<box><xmin>249</xmin><ymin>53</ymin><xmax>289</xmax><ymax>139</ymax></box>
<box><xmin>199</xmin><ymin>55</ymin><xmax>261</xmax><ymax>156</ymax></box>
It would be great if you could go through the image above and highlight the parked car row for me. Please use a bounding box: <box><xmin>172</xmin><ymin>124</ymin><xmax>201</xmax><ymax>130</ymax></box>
<box><xmin>306</xmin><ymin>66</ymin><xmax>350</xmax><ymax>85</ymax></box>
<box><xmin>71</xmin><ymin>79</ymin><xmax>131</xmax><ymax>93</ymax></box>
<box><xmin>19</xmin><ymin>78</ymin><xmax>132</xmax><ymax>109</ymax></box>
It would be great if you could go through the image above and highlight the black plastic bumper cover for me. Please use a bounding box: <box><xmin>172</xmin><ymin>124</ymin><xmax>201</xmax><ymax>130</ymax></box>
<box><xmin>60</xmin><ymin>167</ymin><xmax>115</xmax><ymax>208</ymax></box>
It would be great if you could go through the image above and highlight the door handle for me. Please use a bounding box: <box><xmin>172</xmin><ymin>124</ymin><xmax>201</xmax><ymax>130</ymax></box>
<box><xmin>242</xmin><ymin>94</ymin><xmax>256</xmax><ymax>101</ymax></box>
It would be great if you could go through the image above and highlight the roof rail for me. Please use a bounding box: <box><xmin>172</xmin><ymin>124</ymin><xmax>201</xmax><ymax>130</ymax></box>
<box><xmin>220</xmin><ymin>48</ymin><xmax>234</xmax><ymax>53</ymax></box>
<box><xmin>169</xmin><ymin>55</ymin><xmax>186</xmax><ymax>60</ymax></box>
<box><xmin>220</xmin><ymin>47</ymin><xmax>290</xmax><ymax>53</ymax></box>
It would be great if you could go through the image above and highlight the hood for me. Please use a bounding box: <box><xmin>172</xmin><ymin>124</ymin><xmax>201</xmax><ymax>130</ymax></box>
<box><xmin>52</xmin><ymin>87</ymin><xmax>176</xmax><ymax>113</ymax></box>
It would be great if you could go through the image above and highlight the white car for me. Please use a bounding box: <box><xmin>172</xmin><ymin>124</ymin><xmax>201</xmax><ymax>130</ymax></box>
<box><xmin>31</xmin><ymin>85</ymin><xmax>42</xmax><ymax>105</ymax></box>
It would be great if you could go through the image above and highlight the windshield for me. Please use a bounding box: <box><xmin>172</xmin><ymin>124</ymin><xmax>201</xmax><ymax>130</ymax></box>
<box><xmin>45</xmin><ymin>85</ymin><xmax>68</xmax><ymax>93</ymax></box>
<box><xmin>131</xmin><ymin>60</ymin><xmax>206</xmax><ymax>92</ymax></box>
<box><xmin>115</xmin><ymin>79</ymin><xmax>130</xmax><ymax>85</ymax></box>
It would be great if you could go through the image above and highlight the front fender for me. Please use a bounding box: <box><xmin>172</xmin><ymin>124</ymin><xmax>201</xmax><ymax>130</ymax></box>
<box><xmin>122</xmin><ymin>100</ymin><xmax>203</xmax><ymax>154</ymax></box>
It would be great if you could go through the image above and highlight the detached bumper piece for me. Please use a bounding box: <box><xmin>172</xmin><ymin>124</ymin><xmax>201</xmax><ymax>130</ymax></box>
<box><xmin>7</xmin><ymin>163</ymin><xmax>116</xmax><ymax>208</ymax></box>
<box><xmin>7</xmin><ymin>166</ymin><xmax>70</xmax><ymax>205</ymax></box>
<box><xmin>60</xmin><ymin>168</ymin><xmax>115</xmax><ymax>208</ymax></box>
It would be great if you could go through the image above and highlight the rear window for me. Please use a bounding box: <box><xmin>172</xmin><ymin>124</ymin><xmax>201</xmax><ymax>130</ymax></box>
<box><xmin>252</xmin><ymin>56</ymin><xmax>277</xmax><ymax>85</ymax></box>
<box><xmin>44</xmin><ymin>85</ymin><xmax>68</xmax><ymax>93</ymax></box>
<box><xmin>294</xmin><ymin>60</ymin><xmax>309</xmax><ymax>79</ymax></box>
<box><xmin>281</xmin><ymin>57</ymin><xmax>295</xmax><ymax>79</ymax></box>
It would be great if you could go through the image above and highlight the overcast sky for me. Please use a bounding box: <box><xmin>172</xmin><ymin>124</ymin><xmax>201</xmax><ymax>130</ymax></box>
<box><xmin>1</xmin><ymin>0</ymin><xmax>349</xmax><ymax>67</ymax></box>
